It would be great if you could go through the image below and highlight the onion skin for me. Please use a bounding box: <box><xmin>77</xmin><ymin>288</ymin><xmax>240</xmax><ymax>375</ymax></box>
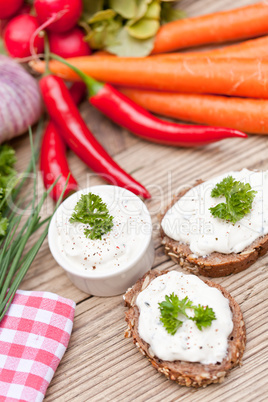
<box><xmin>0</xmin><ymin>55</ymin><xmax>42</xmax><ymax>143</ymax></box>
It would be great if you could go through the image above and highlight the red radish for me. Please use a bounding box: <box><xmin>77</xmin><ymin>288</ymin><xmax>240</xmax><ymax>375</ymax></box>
<box><xmin>17</xmin><ymin>3</ymin><xmax>31</xmax><ymax>15</ymax></box>
<box><xmin>34</xmin><ymin>0</ymin><xmax>82</xmax><ymax>33</ymax></box>
<box><xmin>4</xmin><ymin>15</ymin><xmax>44</xmax><ymax>58</ymax></box>
<box><xmin>48</xmin><ymin>27</ymin><xmax>91</xmax><ymax>58</ymax></box>
<box><xmin>0</xmin><ymin>0</ymin><xmax>23</xmax><ymax>19</ymax></box>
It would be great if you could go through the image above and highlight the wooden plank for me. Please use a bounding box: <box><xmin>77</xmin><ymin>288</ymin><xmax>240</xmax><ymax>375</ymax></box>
<box><xmin>9</xmin><ymin>0</ymin><xmax>268</xmax><ymax>400</ymax></box>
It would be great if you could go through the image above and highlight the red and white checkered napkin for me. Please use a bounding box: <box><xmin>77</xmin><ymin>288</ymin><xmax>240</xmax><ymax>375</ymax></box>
<box><xmin>0</xmin><ymin>290</ymin><xmax>76</xmax><ymax>402</ymax></box>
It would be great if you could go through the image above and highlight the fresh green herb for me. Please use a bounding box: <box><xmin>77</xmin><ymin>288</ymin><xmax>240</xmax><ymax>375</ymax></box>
<box><xmin>0</xmin><ymin>126</ymin><xmax>65</xmax><ymax>322</ymax></box>
<box><xmin>70</xmin><ymin>193</ymin><xmax>113</xmax><ymax>240</ymax></box>
<box><xmin>159</xmin><ymin>293</ymin><xmax>216</xmax><ymax>335</ymax></box>
<box><xmin>0</xmin><ymin>145</ymin><xmax>17</xmax><ymax>236</ymax></box>
<box><xmin>190</xmin><ymin>304</ymin><xmax>216</xmax><ymax>331</ymax></box>
<box><xmin>159</xmin><ymin>293</ymin><xmax>193</xmax><ymax>335</ymax></box>
<box><xmin>0</xmin><ymin>144</ymin><xmax>17</xmax><ymax>192</ymax></box>
<box><xmin>209</xmin><ymin>176</ymin><xmax>257</xmax><ymax>224</ymax></box>
<box><xmin>80</xmin><ymin>0</ymin><xmax>185</xmax><ymax>57</ymax></box>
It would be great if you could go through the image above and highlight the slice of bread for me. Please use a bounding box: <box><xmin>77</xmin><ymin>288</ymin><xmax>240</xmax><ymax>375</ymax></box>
<box><xmin>124</xmin><ymin>269</ymin><xmax>246</xmax><ymax>388</ymax></box>
<box><xmin>160</xmin><ymin>182</ymin><xmax>268</xmax><ymax>277</ymax></box>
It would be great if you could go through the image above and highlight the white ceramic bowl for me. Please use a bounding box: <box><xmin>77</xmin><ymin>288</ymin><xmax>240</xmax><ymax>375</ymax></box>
<box><xmin>48</xmin><ymin>185</ymin><xmax>154</xmax><ymax>296</ymax></box>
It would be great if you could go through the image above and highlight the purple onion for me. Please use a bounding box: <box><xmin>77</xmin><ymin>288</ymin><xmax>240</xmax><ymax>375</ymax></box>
<box><xmin>0</xmin><ymin>55</ymin><xmax>42</xmax><ymax>143</ymax></box>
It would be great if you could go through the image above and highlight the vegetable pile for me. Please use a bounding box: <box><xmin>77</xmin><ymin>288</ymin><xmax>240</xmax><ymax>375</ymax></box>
<box><xmin>30</xmin><ymin>1</ymin><xmax>268</xmax><ymax>135</ymax></box>
<box><xmin>34</xmin><ymin>51</ymin><xmax>247</xmax><ymax>201</ymax></box>
<box><xmin>1</xmin><ymin>0</ymin><xmax>91</xmax><ymax>58</ymax></box>
<box><xmin>0</xmin><ymin>0</ymin><xmax>184</xmax><ymax>58</ymax></box>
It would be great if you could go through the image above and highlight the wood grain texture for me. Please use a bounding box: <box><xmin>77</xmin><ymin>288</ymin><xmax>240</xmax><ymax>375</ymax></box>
<box><xmin>12</xmin><ymin>0</ymin><xmax>268</xmax><ymax>400</ymax></box>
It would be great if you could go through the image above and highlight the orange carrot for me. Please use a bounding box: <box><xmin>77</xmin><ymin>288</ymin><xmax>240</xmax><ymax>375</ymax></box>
<box><xmin>152</xmin><ymin>2</ymin><xmax>268</xmax><ymax>54</ymax></box>
<box><xmin>119</xmin><ymin>87</ymin><xmax>268</xmax><ymax>134</ymax></box>
<box><xmin>151</xmin><ymin>35</ymin><xmax>268</xmax><ymax>60</ymax></box>
<box><xmin>30</xmin><ymin>56</ymin><xmax>268</xmax><ymax>99</ymax></box>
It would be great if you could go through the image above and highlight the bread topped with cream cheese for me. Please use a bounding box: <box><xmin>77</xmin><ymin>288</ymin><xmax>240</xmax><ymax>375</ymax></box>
<box><xmin>124</xmin><ymin>269</ymin><xmax>246</xmax><ymax>388</ymax></box>
<box><xmin>160</xmin><ymin>169</ymin><xmax>268</xmax><ymax>277</ymax></box>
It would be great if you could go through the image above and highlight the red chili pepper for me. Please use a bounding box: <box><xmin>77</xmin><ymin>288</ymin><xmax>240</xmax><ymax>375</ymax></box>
<box><xmin>40</xmin><ymin>82</ymin><xmax>85</xmax><ymax>201</ymax></box>
<box><xmin>39</xmin><ymin>75</ymin><xmax>151</xmax><ymax>199</ymax></box>
<box><xmin>50</xmin><ymin>54</ymin><xmax>247</xmax><ymax>147</ymax></box>
<box><xmin>90</xmin><ymin>85</ymin><xmax>247</xmax><ymax>146</ymax></box>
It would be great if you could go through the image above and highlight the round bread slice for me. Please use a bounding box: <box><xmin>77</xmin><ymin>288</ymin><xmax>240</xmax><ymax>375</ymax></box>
<box><xmin>160</xmin><ymin>181</ymin><xmax>268</xmax><ymax>277</ymax></box>
<box><xmin>124</xmin><ymin>269</ymin><xmax>246</xmax><ymax>388</ymax></box>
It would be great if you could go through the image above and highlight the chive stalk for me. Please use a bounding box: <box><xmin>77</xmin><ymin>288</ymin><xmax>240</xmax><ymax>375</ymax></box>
<box><xmin>0</xmin><ymin>128</ymin><xmax>69</xmax><ymax>322</ymax></box>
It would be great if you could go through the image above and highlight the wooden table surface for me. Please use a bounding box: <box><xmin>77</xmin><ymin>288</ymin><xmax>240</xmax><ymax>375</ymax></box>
<box><xmin>14</xmin><ymin>0</ymin><xmax>268</xmax><ymax>400</ymax></box>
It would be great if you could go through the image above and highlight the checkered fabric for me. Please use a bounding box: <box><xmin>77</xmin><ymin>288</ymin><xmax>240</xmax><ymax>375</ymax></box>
<box><xmin>0</xmin><ymin>290</ymin><xmax>76</xmax><ymax>402</ymax></box>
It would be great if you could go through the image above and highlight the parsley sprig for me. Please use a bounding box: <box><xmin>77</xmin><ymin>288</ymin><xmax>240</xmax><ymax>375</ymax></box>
<box><xmin>70</xmin><ymin>193</ymin><xmax>113</xmax><ymax>240</ymax></box>
<box><xmin>209</xmin><ymin>176</ymin><xmax>257</xmax><ymax>224</ymax></box>
<box><xmin>158</xmin><ymin>293</ymin><xmax>216</xmax><ymax>335</ymax></box>
<box><xmin>0</xmin><ymin>145</ymin><xmax>17</xmax><ymax>237</ymax></box>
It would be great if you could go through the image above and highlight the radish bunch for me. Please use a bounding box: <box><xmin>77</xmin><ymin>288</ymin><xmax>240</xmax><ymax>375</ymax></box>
<box><xmin>1</xmin><ymin>0</ymin><xmax>91</xmax><ymax>58</ymax></box>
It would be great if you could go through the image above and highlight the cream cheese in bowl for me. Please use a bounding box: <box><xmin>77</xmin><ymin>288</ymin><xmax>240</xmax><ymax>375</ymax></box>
<box><xmin>48</xmin><ymin>185</ymin><xmax>154</xmax><ymax>296</ymax></box>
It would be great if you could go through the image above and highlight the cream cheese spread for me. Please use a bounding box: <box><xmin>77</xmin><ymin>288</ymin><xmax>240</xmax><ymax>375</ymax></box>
<box><xmin>136</xmin><ymin>271</ymin><xmax>233</xmax><ymax>365</ymax></box>
<box><xmin>51</xmin><ymin>186</ymin><xmax>152</xmax><ymax>274</ymax></box>
<box><xmin>161</xmin><ymin>169</ymin><xmax>268</xmax><ymax>256</ymax></box>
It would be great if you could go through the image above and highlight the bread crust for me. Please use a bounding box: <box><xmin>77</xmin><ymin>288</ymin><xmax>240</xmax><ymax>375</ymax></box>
<box><xmin>124</xmin><ymin>269</ymin><xmax>246</xmax><ymax>388</ymax></box>
<box><xmin>160</xmin><ymin>181</ymin><xmax>268</xmax><ymax>277</ymax></box>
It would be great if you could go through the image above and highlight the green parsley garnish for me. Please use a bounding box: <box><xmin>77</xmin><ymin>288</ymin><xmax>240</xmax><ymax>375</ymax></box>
<box><xmin>158</xmin><ymin>293</ymin><xmax>216</xmax><ymax>335</ymax></box>
<box><xmin>70</xmin><ymin>193</ymin><xmax>113</xmax><ymax>240</ymax></box>
<box><xmin>209</xmin><ymin>176</ymin><xmax>257</xmax><ymax>224</ymax></box>
<box><xmin>0</xmin><ymin>145</ymin><xmax>17</xmax><ymax>237</ymax></box>
<box><xmin>191</xmin><ymin>304</ymin><xmax>217</xmax><ymax>331</ymax></box>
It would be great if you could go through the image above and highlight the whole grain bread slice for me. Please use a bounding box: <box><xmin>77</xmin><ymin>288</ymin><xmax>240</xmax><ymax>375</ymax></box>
<box><xmin>124</xmin><ymin>269</ymin><xmax>246</xmax><ymax>388</ymax></box>
<box><xmin>160</xmin><ymin>181</ymin><xmax>268</xmax><ymax>277</ymax></box>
